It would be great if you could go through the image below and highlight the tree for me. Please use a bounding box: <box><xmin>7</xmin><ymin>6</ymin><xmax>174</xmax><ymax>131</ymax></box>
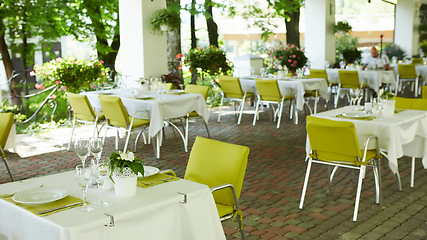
<box><xmin>166</xmin><ymin>0</ymin><xmax>182</xmax><ymax>73</ymax></box>
<box><xmin>241</xmin><ymin>0</ymin><xmax>303</xmax><ymax>47</ymax></box>
<box><xmin>204</xmin><ymin>0</ymin><xmax>219</xmax><ymax>47</ymax></box>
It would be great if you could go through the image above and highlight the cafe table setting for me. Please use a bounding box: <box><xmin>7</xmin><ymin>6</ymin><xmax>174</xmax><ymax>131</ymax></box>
<box><xmin>239</xmin><ymin>75</ymin><xmax>330</xmax><ymax>111</ymax></box>
<box><xmin>0</xmin><ymin>167</ymin><xmax>226</xmax><ymax>240</ymax></box>
<box><xmin>306</xmin><ymin>104</ymin><xmax>427</xmax><ymax>175</ymax></box>
<box><xmin>326</xmin><ymin>69</ymin><xmax>396</xmax><ymax>93</ymax></box>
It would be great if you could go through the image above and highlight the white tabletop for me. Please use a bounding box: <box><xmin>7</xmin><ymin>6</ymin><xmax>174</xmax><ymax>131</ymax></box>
<box><xmin>83</xmin><ymin>90</ymin><xmax>210</xmax><ymax>137</ymax></box>
<box><xmin>240</xmin><ymin>76</ymin><xmax>330</xmax><ymax>111</ymax></box>
<box><xmin>326</xmin><ymin>69</ymin><xmax>396</xmax><ymax>92</ymax></box>
<box><xmin>0</xmin><ymin>171</ymin><xmax>225</xmax><ymax>240</ymax></box>
<box><xmin>307</xmin><ymin>106</ymin><xmax>427</xmax><ymax>174</ymax></box>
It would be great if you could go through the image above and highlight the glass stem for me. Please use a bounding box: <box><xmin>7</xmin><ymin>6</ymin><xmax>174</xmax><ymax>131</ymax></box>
<box><xmin>82</xmin><ymin>188</ymin><xmax>87</xmax><ymax>207</ymax></box>
<box><xmin>100</xmin><ymin>183</ymin><xmax>104</xmax><ymax>202</ymax></box>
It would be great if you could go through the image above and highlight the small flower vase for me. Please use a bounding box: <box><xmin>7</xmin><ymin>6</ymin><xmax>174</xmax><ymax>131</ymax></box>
<box><xmin>382</xmin><ymin>99</ymin><xmax>395</xmax><ymax>118</ymax></box>
<box><xmin>277</xmin><ymin>70</ymin><xmax>285</xmax><ymax>79</ymax></box>
<box><xmin>113</xmin><ymin>167</ymin><xmax>137</xmax><ymax>197</ymax></box>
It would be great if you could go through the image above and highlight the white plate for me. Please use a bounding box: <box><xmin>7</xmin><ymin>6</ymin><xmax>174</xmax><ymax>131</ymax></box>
<box><xmin>342</xmin><ymin>112</ymin><xmax>371</xmax><ymax>119</ymax></box>
<box><xmin>12</xmin><ymin>187</ymin><xmax>68</xmax><ymax>205</ymax></box>
<box><xmin>166</xmin><ymin>90</ymin><xmax>184</xmax><ymax>94</ymax></box>
<box><xmin>137</xmin><ymin>166</ymin><xmax>160</xmax><ymax>178</ymax></box>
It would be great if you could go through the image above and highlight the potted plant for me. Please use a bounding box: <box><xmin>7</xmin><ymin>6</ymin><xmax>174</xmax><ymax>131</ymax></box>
<box><xmin>149</xmin><ymin>8</ymin><xmax>180</xmax><ymax>35</ymax></box>
<box><xmin>384</xmin><ymin>43</ymin><xmax>406</xmax><ymax>61</ymax></box>
<box><xmin>179</xmin><ymin>46</ymin><xmax>232</xmax><ymax>76</ymax></box>
<box><xmin>267</xmin><ymin>43</ymin><xmax>308</xmax><ymax>74</ymax></box>
<box><xmin>161</xmin><ymin>72</ymin><xmax>184</xmax><ymax>89</ymax></box>
<box><xmin>109</xmin><ymin>151</ymin><xmax>144</xmax><ymax>197</ymax></box>
<box><xmin>341</xmin><ymin>48</ymin><xmax>362</xmax><ymax>63</ymax></box>
<box><xmin>333</xmin><ymin>21</ymin><xmax>352</xmax><ymax>34</ymax></box>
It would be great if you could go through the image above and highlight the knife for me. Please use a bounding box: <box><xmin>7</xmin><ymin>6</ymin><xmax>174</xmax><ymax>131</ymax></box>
<box><xmin>37</xmin><ymin>201</ymin><xmax>83</xmax><ymax>215</ymax></box>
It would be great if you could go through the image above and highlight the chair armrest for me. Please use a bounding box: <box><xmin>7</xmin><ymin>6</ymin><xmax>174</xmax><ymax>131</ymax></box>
<box><xmin>362</xmin><ymin>135</ymin><xmax>379</xmax><ymax>161</ymax></box>
<box><xmin>211</xmin><ymin>183</ymin><xmax>239</xmax><ymax>208</ymax></box>
<box><xmin>131</xmin><ymin>109</ymin><xmax>149</xmax><ymax>119</ymax></box>
<box><xmin>159</xmin><ymin>169</ymin><xmax>176</xmax><ymax>177</ymax></box>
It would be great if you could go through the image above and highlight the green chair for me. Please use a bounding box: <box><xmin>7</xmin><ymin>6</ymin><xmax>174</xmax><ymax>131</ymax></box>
<box><xmin>253</xmin><ymin>79</ymin><xmax>295</xmax><ymax>128</ymax></box>
<box><xmin>335</xmin><ymin>71</ymin><xmax>366</xmax><ymax>108</ymax></box>
<box><xmin>67</xmin><ymin>93</ymin><xmax>105</xmax><ymax>151</ymax></box>
<box><xmin>306</xmin><ymin>69</ymin><xmax>330</xmax><ymax>113</ymax></box>
<box><xmin>396</xmin><ymin>64</ymin><xmax>419</xmax><ymax>97</ymax></box>
<box><xmin>395</xmin><ymin>97</ymin><xmax>427</xmax><ymax>188</ymax></box>
<box><xmin>163</xmin><ymin>83</ymin><xmax>173</xmax><ymax>90</ymax></box>
<box><xmin>184</xmin><ymin>136</ymin><xmax>250</xmax><ymax>240</ymax></box>
<box><xmin>300</xmin><ymin>116</ymin><xmax>382</xmax><ymax>222</ymax></box>
<box><xmin>0</xmin><ymin>113</ymin><xmax>15</xmax><ymax>181</ymax></box>
<box><xmin>98</xmin><ymin>95</ymin><xmax>150</xmax><ymax>152</ymax></box>
<box><xmin>184</xmin><ymin>84</ymin><xmax>210</xmax><ymax>138</ymax></box>
<box><xmin>412</xmin><ymin>58</ymin><xmax>423</xmax><ymax>64</ymax></box>
<box><xmin>217</xmin><ymin>76</ymin><xmax>254</xmax><ymax>125</ymax></box>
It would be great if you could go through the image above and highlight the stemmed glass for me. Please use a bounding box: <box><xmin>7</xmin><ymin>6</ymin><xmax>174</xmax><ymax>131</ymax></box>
<box><xmin>92</xmin><ymin>158</ymin><xmax>111</xmax><ymax>207</ymax></box>
<box><xmin>349</xmin><ymin>89</ymin><xmax>359</xmax><ymax>106</ymax></box>
<box><xmin>89</xmin><ymin>138</ymin><xmax>103</xmax><ymax>162</ymax></box>
<box><xmin>75</xmin><ymin>164</ymin><xmax>94</xmax><ymax>212</ymax></box>
<box><xmin>74</xmin><ymin>138</ymin><xmax>90</xmax><ymax>165</ymax></box>
<box><xmin>373</xmin><ymin>98</ymin><xmax>383</xmax><ymax>120</ymax></box>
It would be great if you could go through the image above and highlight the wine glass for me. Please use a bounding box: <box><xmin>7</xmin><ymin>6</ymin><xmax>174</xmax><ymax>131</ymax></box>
<box><xmin>373</xmin><ymin>98</ymin><xmax>383</xmax><ymax>120</ymax></box>
<box><xmin>349</xmin><ymin>89</ymin><xmax>359</xmax><ymax>106</ymax></box>
<box><xmin>92</xmin><ymin>158</ymin><xmax>111</xmax><ymax>207</ymax></box>
<box><xmin>89</xmin><ymin>138</ymin><xmax>103</xmax><ymax>162</ymax></box>
<box><xmin>74</xmin><ymin>138</ymin><xmax>90</xmax><ymax>165</ymax></box>
<box><xmin>75</xmin><ymin>164</ymin><xmax>94</xmax><ymax>212</ymax></box>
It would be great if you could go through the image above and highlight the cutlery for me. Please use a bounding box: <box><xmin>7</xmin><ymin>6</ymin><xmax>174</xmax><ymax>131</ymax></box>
<box><xmin>37</xmin><ymin>201</ymin><xmax>83</xmax><ymax>215</ymax></box>
<box><xmin>140</xmin><ymin>177</ymin><xmax>173</xmax><ymax>186</ymax></box>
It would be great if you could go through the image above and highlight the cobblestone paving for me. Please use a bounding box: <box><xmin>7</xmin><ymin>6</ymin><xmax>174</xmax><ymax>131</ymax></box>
<box><xmin>1</xmin><ymin>98</ymin><xmax>427</xmax><ymax>240</ymax></box>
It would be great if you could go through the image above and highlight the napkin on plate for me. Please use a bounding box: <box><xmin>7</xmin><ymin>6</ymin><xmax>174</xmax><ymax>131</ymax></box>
<box><xmin>1</xmin><ymin>195</ymin><xmax>83</xmax><ymax>216</ymax></box>
<box><xmin>132</xmin><ymin>97</ymin><xmax>155</xmax><ymax>100</ymax></box>
<box><xmin>335</xmin><ymin>114</ymin><xmax>376</xmax><ymax>121</ymax></box>
<box><xmin>137</xmin><ymin>173</ymin><xmax>180</xmax><ymax>188</ymax></box>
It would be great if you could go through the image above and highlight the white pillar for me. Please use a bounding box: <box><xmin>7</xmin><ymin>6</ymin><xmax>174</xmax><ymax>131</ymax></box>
<box><xmin>304</xmin><ymin>0</ymin><xmax>335</xmax><ymax>69</ymax></box>
<box><xmin>119</xmin><ymin>0</ymin><xmax>168</xmax><ymax>81</ymax></box>
<box><xmin>395</xmin><ymin>0</ymin><xmax>420</xmax><ymax>56</ymax></box>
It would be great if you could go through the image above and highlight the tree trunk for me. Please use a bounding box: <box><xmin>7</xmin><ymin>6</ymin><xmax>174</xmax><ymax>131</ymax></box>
<box><xmin>205</xmin><ymin>0</ymin><xmax>218</xmax><ymax>47</ymax></box>
<box><xmin>167</xmin><ymin>0</ymin><xmax>182</xmax><ymax>75</ymax></box>
<box><xmin>285</xmin><ymin>7</ymin><xmax>300</xmax><ymax>47</ymax></box>
<box><xmin>190</xmin><ymin>0</ymin><xmax>197</xmax><ymax>84</ymax></box>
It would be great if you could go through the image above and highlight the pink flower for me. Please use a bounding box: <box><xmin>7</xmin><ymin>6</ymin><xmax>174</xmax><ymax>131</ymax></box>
<box><xmin>292</xmin><ymin>55</ymin><xmax>296</xmax><ymax>58</ymax></box>
<box><xmin>176</xmin><ymin>53</ymin><xmax>183</xmax><ymax>59</ymax></box>
<box><xmin>291</xmin><ymin>45</ymin><xmax>295</xmax><ymax>48</ymax></box>
<box><xmin>391</xmin><ymin>43</ymin><xmax>395</xmax><ymax>47</ymax></box>
<box><xmin>273</xmin><ymin>56</ymin><xmax>276</xmax><ymax>60</ymax></box>
<box><xmin>293</xmin><ymin>60</ymin><xmax>297</xmax><ymax>64</ymax></box>
<box><xmin>55</xmin><ymin>81</ymin><xmax>60</xmax><ymax>85</ymax></box>
<box><xmin>45</xmin><ymin>72</ymin><xmax>48</xmax><ymax>76</ymax></box>
<box><xmin>35</xmin><ymin>83</ymin><xmax>40</xmax><ymax>89</ymax></box>
<box><xmin>291</xmin><ymin>63</ymin><xmax>295</xmax><ymax>67</ymax></box>
<box><xmin>178</xmin><ymin>65</ymin><xmax>182</xmax><ymax>70</ymax></box>
<box><xmin>102</xmin><ymin>82</ymin><xmax>107</xmax><ymax>85</ymax></box>
<box><xmin>101</xmin><ymin>71</ymin><xmax>105</xmax><ymax>75</ymax></box>
<box><xmin>277</xmin><ymin>47</ymin><xmax>280</xmax><ymax>50</ymax></box>
<box><xmin>283</xmin><ymin>47</ymin><xmax>286</xmax><ymax>50</ymax></box>
<box><xmin>288</xmin><ymin>59</ymin><xmax>292</xmax><ymax>63</ymax></box>
<box><xmin>52</xmin><ymin>94</ymin><xmax>56</xmax><ymax>99</ymax></box>
<box><xmin>279</xmin><ymin>56</ymin><xmax>283</xmax><ymax>59</ymax></box>
<box><xmin>100</xmin><ymin>60</ymin><xmax>104</xmax><ymax>64</ymax></box>
<box><xmin>275</xmin><ymin>66</ymin><xmax>278</xmax><ymax>69</ymax></box>
<box><xmin>389</xmin><ymin>51</ymin><xmax>391</xmax><ymax>53</ymax></box>
<box><xmin>61</xmin><ymin>86</ymin><xmax>67</xmax><ymax>90</ymax></box>
<box><xmin>396</xmin><ymin>47</ymin><xmax>399</xmax><ymax>50</ymax></box>
<box><xmin>56</xmin><ymin>57</ymin><xmax>62</xmax><ymax>62</ymax></box>
<box><xmin>30</xmin><ymin>71</ymin><xmax>35</xmax><ymax>77</ymax></box>
<box><xmin>90</xmin><ymin>85</ymin><xmax>94</xmax><ymax>88</ymax></box>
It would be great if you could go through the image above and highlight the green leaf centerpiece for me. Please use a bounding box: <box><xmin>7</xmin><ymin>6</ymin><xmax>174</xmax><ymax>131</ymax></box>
<box><xmin>109</xmin><ymin>151</ymin><xmax>144</xmax><ymax>181</ymax></box>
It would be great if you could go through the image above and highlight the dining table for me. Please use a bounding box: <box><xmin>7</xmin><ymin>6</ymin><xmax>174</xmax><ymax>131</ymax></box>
<box><xmin>306</xmin><ymin>106</ymin><xmax>427</xmax><ymax>176</ymax></box>
<box><xmin>325</xmin><ymin>69</ymin><xmax>396</xmax><ymax>93</ymax></box>
<box><xmin>0</xmin><ymin>170</ymin><xmax>226</xmax><ymax>240</ymax></box>
<box><xmin>82</xmin><ymin>89</ymin><xmax>210</xmax><ymax>158</ymax></box>
<box><xmin>239</xmin><ymin>76</ymin><xmax>330</xmax><ymax>112</ymax></box>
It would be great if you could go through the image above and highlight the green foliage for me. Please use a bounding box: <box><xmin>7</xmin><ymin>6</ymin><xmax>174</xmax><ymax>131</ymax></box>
<box><xmin>335</xmin><ymin>34</ymin><xmax>360</xmax><ymax>62</ymax></box>
<box><xmin>420</xmin><ymin>41</ymin><xmax>427</xmax><ymax>56</ymax></box>
<box><xmin>32</xmin><ymin>57</ymin><xmax>110</xmax><ymax>98</ymax></box>
<box><xmin>384</xmin><ymin>43</ymin><xmax>406</xmax><ymax>60</ymax></box>
<box><xmin>150</xmin><ymin>8</ymin><xmax>181</xmax><ymax>35</ymax></box>
<box><xmin>341</xmin><ymin>48</ymin><xmax>361</xmax><ymax>63</ymax></box>
<box><xmin>181</xmin><ymin>46</ymin><xmax>232</xmax><ymax>76</ymax></box>
<box><xmin>0</xmin><ymin>105</ymin><xmax>27</xmax><ymax>123</ymax></box>
<box><xmin>109</xmin><ymin>152</ymin><xmax>144</xmax><ymax>181</ymax></box>
<box><xmin>267</xmin><ymin>43</ymin><xmax>308</xmax><ymax>73</ymax></box>
<box><xmin>333</xmin><ymin>21</ymin><xmax>352</xmax><ymax>33</ymax></box>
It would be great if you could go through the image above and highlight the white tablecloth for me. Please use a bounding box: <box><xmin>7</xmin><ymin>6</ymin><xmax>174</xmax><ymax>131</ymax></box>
<box><xmin>390</xmin><ymin>63</ymin><xmax>427</xmax><ymax>84</ymax></box>
<box><xmin>83</xmin><ymin>90</ymin><xmax>210</xmax><ymax>137</ymax></box>
<box><xmin>5</xmin><ymin>124</ymin><xmax>17</xmax><ymax>152</ymax></box>
<box><xmin>0</xmin><ymin>171</ymin><xmax>225</xmax><ymax>240</ymax></box>
<box><xmin>240</xmin><ymin>77</ymin><xmax>330</xmax><ymax>111</ymax></box>
<box><xmin>307</xmin><ymin>107</ymin><xmax>427</xmax><ymax>174</ymax></box>
<box><xmin>326</xmin><ymin>69</ymin><xmax>396</xmax><ymax>92</ymax></box>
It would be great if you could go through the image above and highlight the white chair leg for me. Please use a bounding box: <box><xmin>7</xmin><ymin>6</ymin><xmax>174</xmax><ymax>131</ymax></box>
<box><xmin>314</xmin><ymin>91</ymin><xmax>318</xmax><ymax>114</ymax></box>
<box><xmin>184</xmin><ymin>117</ymin><xmax>189</xmax><ymax>152</ymax></box>
<box><xmin>299</xmin><ymin>159</ymin><xmax>313</xmax><ymax>209</ymax></box>
<box><xmin>395</xmin><ymin>76</ymin><xmax>399</xmax><ymax>95</ymax></box>
<box><xmin>253</xmin><ymin>99</ymin><xmax>260</xmax><ymax>126</ymax></box>
<box><xmin>294</xmin><ymin>102</ymin><xmax>299</xmax><ymax>125</ymax></box>
<box><xmin>411</xmin><ymin>157</ymin><xmax>416</xmax><ymax>188</ymax></box>
<box><xmin>353</xmin><ymin>166</ymin><xmax>365</xmax><ymax>222</ymax></box>
<box><xmin>237</xmin><ymin>100</ymin><xmax>244</xmax><ymax>125</ymax></box>
<box><xmin>415</xmin><ymin>77</ymin><xmax>419</xmax><ymax>97</ymax></box>
<box><xmin>115</xmin><ymin>129</ymin><xmax>119</xmax><ymax>151</ymax></box>
<box><xmin>123</xmin><ymin>128</ymin><xmax>132</xmax><ymax>152</ymax></box>
<box><xmin>68</xmin><ymin>118</ymin><xmax>77</xmax><ymax>151</ymax></box>
<box><xmin>277</xmin><ymin>101</ymin><xmax>284</xmax><ymax>129</ymax></box>
<box><xmin>334</xmin><ymin>88</ymin><xmax>340</xmax><ymax>108</ymax></box>
<box><xmin>217</xmin><ymin>95</ymin><xmax>224</xmax><ymax>122</ymax></box>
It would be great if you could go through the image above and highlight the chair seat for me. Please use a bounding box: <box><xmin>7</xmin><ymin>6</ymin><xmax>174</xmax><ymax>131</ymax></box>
<box><xmin>314</xmin><ymin>149</ymin><xmax>379</xmax><ymax>165</ymax></box>
<box><xmin>77</xmin><ymin>112</ymin><xmax>105</xmax><ymax>122</ymax></box>
<box><xmin>216</xmin><ymin>203</ymin><xmax>235</xmax><ymax>219</ymax></box>
<box><xmin>110</xmin><ymin>117</ymin><xmax>149</xmax><ymax>129</ymax></box>
<box><xmin>188</xmin><ymin>111</ymin><xmax>199</xmax><ymax>118</ymax></box>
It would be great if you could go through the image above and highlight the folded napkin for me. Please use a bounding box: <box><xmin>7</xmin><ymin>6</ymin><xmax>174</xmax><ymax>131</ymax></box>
<box><xmin>131</xmin><ymin>97</ymin><xmax>155</xmax><ymax>100</ymax></box>
<box><xmin>165</xmin><ymin>92</ymin><xmax>186</xmax><ymax>95</ymax></box>
<box><xmin>335</xmin><ymin>114</ymin><xmax>376</xmax><ymax>121</ymax></box>
<box><xmin>1</xmin><ymin>194</ymin><xmax>83</xmax><ymax>216</ymax></box>
<box><xmin>137</xmin><ymin>173</ymin><xmax>180</xmax><ymax>188</ymax></box>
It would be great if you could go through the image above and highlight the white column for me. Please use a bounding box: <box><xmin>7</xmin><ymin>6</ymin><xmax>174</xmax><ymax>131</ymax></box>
<box><xmin>304</xmin><ymin>0</ymin><xmax>335</xmax><ymax>69</ymax></box>
<box><xmin>395</xmin><ymin>0</ymin><xmax>420</xmax><ymax>56</ymax></box>
<box><xmin>119</xmin><ymin>0</ymin><xmax>168</xmax><ymax>81</ymax></box>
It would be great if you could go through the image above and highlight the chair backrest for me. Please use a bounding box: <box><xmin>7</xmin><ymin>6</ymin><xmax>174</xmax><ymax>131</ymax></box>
<box><xmin>98</xmin><ymin>95</ymin><xmax>130</xmax><ymax>128</ymax></box>
<box><xmin>395</xmin><ymin>97</ymin><xmax>427</xmax><ymax>111</ymax></box>
<box><xmin>184</xmin><ymin>136</ymin><xmax>249</xmax><ymax>207</ymax></box>
<box><xmin>308</xmin><ymin>69</ymin><xmax>329</xmax><ymax>85</ymax></box>
<box><xmin>185</xmin><ymin>84</ymin><xmax>210</xmax><ymax>101</ymax></box>
<box><xmin>0</xmin><ymin>113</ymin><xmax>14</xmax><ymax>150</ymax></box>
<box><xmin>163</xmin><ymin>83</ymin><xmax>173</xmax><ymax>90</ymax></box>
<box><xmin>67</xmin><ymin>93</ymin><xmax>97</xmax><ymax>121</ymax></box>
<box><xmin>255</xmin><ymin>79</ymin><xmax>282</xmax><ymax>102</ymax></box>
<box><xmin>306</xmin><ymin>116</ymin><xmax>364</xmax><ymax>164</ymax></box>
<box><xmin>423</xmin><ymin>86</ymin><xmax>427</xmax><ymax>99</ymax></box>
<box><xmin>398</xmin><ymin>64</ymin><xmax>417</xmax><ymax>79</ymax></box>
<box><xmin>338</xmin><ymin>71</ymin><xmax>360</xmax><ymax>88</ymax></box>
<box><xmin>412</xmin><ymin>58</ymin><xmax>423</xmax><ymax>64</ymax></box>
<box><xmin>218</xmin><ymin>76</ymin><xmax>244</xmax><ymax>99</ymax></box>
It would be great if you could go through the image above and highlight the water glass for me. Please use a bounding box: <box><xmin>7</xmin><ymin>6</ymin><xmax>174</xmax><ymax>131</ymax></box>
<box><xmin>75</xmin><ymin>164</ymin><xmax>94</xmax><ymax>212</ymax></box>
<box><xmin>74</xmin><ymin>138</ymin><xmax>90</xmax><ymax>165</ymax></box>
<box><xmin>89</xmin><ymin>138</ymin><xmax>103</xmax><ymax>161</ymax></box>
<box><xmin>92</xmin><ymin>158</ymin><xmax>111</xmax><ymax>207</ymax></box>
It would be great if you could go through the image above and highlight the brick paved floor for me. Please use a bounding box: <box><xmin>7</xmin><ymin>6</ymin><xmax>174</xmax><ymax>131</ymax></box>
<box><xmin>1</xmin><ymin>92</ymin><xmax>427</xmax><ymax>240</ymax></box>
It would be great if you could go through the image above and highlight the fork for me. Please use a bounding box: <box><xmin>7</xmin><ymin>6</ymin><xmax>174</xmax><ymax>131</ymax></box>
<box><xmin>0</xmin><ymin>184</ymin><xmax>44</xmax><ymax>198</ymax></box>
<box><xmin>140</xmin><ymin>177</ymin><xmax>173</xmax><ymax>186</ymax></box>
